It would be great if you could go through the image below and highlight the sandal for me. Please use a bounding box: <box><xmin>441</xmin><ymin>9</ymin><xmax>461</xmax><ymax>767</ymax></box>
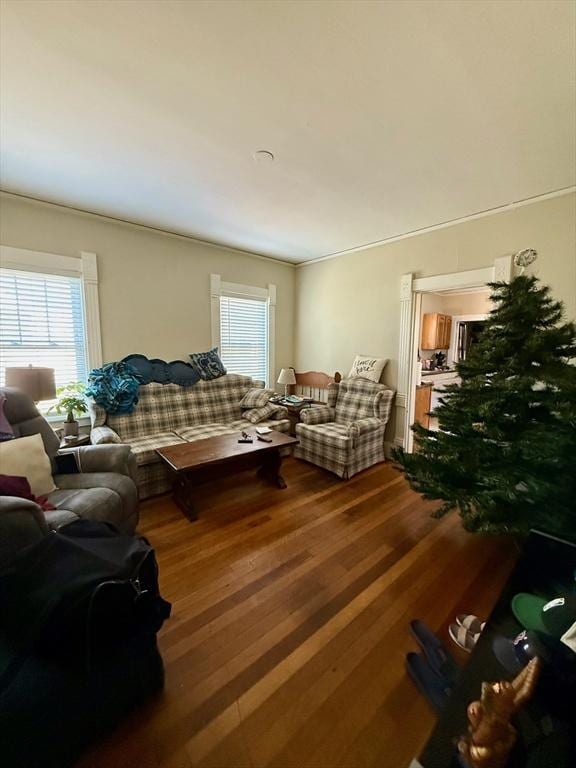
<box><xmin>449</xmin><ymin>622</ymin><xmax>480</xmax><ymax>653</ymax></box>
<box><xmin>456</xmin><ymin>614</ymin><xmax>486</xmax><ymax>634</ymax></box>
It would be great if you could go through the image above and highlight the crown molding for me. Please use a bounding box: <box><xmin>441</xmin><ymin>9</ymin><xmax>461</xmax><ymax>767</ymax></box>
<box><xmin>2</xmin><ymin>185</ymin><xmax>573</xmax><ymax>270</ymax></box>
<box><xmin>0</xmin><ymin>189</ymin><xmax>297</xmax><ymax>268</ymax></box>
<box><xmin>297</xmin><ymin>186</ymin><xmax>576</xmax><ymax>268</ymax></box>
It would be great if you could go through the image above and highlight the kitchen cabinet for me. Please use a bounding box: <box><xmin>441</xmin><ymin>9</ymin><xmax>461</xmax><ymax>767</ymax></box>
<box><xmin>421</xmin><ymin>313</ymin><xmax>452</xmax><ymax>350</ymax></box>
<box><xmin>414</xmin><ymin>383</ymin><xmax>432</xmax><ymax>429</ymax></box>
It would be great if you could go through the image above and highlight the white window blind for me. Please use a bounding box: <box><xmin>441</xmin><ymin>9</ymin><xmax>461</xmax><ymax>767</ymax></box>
<box><xmin>220</xmin><ymin>295</ymin><xmax>268</xmax><ymax>382</ymax></box>
<box><xmin>0</xmin><ymin>269</ymin><xmax>88</xmax><ymax>387</ymax></box>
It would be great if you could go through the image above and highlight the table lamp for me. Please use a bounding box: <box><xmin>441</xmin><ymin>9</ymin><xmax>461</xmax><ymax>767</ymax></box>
<box><xmin>277</xmin><ymin>367</ymin><xmax>296</xmax><ymax>397</ymax></box>
<box><xmin>5</xmin><ymin>366</ymin><xmax>56</xmax><ymax>403</ymax></box>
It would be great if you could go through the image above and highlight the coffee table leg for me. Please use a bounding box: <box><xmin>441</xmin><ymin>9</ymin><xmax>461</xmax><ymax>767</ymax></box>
<box><xmin>257</xmin><ymin>448</ymin><xmax>287</xmax><ymax>489</ymax></box>
<box><xmin>173</xmin><ymin>474</ymin><xmax>198</xmax><ymax>521</ymax></box>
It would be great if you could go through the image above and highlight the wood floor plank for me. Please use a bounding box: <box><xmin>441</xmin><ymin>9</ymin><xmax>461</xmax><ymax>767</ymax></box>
<box><xmin>76</xmin><ymin>459</ymin><xmax>516</xmax><ymax>768</ymax></box>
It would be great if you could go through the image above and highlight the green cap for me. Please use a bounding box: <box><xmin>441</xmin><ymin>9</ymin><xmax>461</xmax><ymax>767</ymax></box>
<box><xmin>512</xmin><ymin>593</ymin><xmax>576</xmax><ymax>638</ymax></box>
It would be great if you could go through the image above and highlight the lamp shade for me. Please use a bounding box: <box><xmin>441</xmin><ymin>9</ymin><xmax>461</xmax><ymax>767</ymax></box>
<box><xmin>5</xmin><ymin>366</ymin><xmax>56</xmax><ymax>402</ymax></box>
<box><xmin>277</xmin><ymin>368</ymin><xmax>296</xmax><ymax>386</ymax></box>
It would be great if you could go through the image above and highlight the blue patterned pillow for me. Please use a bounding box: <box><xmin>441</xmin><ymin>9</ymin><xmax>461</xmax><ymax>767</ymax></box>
<box><xmin>189</xmin><ymin>347</ymin><xmax>227</xmax><ymax>381</ymax></box>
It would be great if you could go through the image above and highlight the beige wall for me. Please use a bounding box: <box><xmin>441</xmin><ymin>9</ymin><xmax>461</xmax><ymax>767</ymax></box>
<box><xmin>421</xmin><ymin>289</ymin><xmax>492</xmax><ymax>318</ymax></box>
<box><xmin>420</xmin><ymin>292</ymin><xmax>446</xmax><ymax>316</ymax></box>
<box><xmin>1</xmin><ymin>191</ymin><xmax>574</xmax><ymax>416</ymax></box>
<box><xmin>441</xmin><ymin>290</ymin><xmax>492</xmax><ymax>317</ymax></box>
<box><xmin>420</xmin><ymin>290</ymin><xmax>491</xmax><ymax>326</ymax></box>
<box><xmin>295</xmin><ymin>193</ymin><xmax>576</xmax><ymax>394</ymax></box>
<box><xmin>420</xmin><ymin>290</ymin><xmax>491</xmax><ymax>360</ymax></box>
<box><xmin>0</xmin><ymin>194</ymin><xmax>296</xmax><ymax>382</ymax></box>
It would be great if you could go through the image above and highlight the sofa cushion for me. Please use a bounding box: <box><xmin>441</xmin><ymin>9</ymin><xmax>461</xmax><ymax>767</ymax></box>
<box><xmin>44</xmin><ymin>508</ymin><xmax>79</xmax><ymax>529</ymax></box>
<box><xmin>122</xmin><ymin>354</ymin><xmax>201</xmax><ymax>386</ymax></box>
<box><xmin>240</xmin><ymin>388</ymin><xmax>273</xmax><ymax>409</ymax></box>
<box><xmin>127</xmin><ymin>432</ymin><xmax>187</xmax><ymax>466</ymax></box>
<box><xmin>176</xmin><ymin>418</ymin><xmax>290</xmax><ymax>442</ymax></box>
<box><xmin>50</xmin><ymin>472</ymin><xmax>138</xmax><ymax>534</ymax></box>
<box><xmin>47</xmin><ymin>486</ymin><xmax>127</xmax><ymax>529</ymax></box>
<box><xmin>295</xmin><ymin>422</ymin><xmax>350</xmax><ymax>448</ymax></box>
<box><xmin>2</xmin><ymin>387</ymin><xmax>61</xmax><ymax>457</ymax></box>
<box><xmin>0</xmin><ymin>474</ymin><xmax>55</xmax><ymax>511</ymax></box>
<box><xmin>348</xmin><ymin>355</ymin><xmax>388</xmax><ymax>383</ymax></box>
<box><xmin>53</xmin><ymin>472</ymin><xmax>138</xmax><ymax>510</ymax></box>
<box><xmin>242</xmin><ymin>403</ymin><xmax>283</xmax><ymax>423</ymax></box>
<box><xmin>107</xmin><ymin>375</ymin><xmax>259</xmax><ymax>439</ymax></box>
<box><xmin>334</xmin><ymin>379</ymin><xmax>382</xmax><ymax>424</ymax></box>
<box><xmin>0</xmin><ymin>433</ymin><xmax>56</xmax><ymax>496</ymax></box>
<box><xmin>176</xmin><ymin>421</ymin><xmax>245</xmax><ymax>442</ymax></box>
<box><xmin>189</xmin><ymin>347</ymin><xmax>226</xmax><ymax>381</ymax></box>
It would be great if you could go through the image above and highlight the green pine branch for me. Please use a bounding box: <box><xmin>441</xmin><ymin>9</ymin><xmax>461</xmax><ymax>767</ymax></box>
<box><xmin>394</xmin><ymin>275</ymin><xmax>576</xmax><ymax>537</ymax></box>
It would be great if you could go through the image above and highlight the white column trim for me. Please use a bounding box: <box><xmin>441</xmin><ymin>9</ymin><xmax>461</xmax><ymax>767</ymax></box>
<box><xmin>494</xmin><ymin>254</ymin><xmax>514</xmax><ymax>282</ymax></box>
<box><xmin>210</xmin><ymin>273</ymin><xmax>222</xmax><ymax>349</ymax></box>
<box><xmin>397</xmin><ymin>273</ymin><xmax>414</xmax><ymax>449</ymax></box>
<box><xmin>413</xmin><ymin>266</ymin><xmax>494</xmax><ymax>293</ymax></box>
<box><xmin>80</xmin><ymin>251</ymin><xmax>102</xmax><ymax>369</ymax></box>
<box><xmin>267</xmin><ymin>283</ymin><xmax>277</xmax><ymax>390</ymax></box>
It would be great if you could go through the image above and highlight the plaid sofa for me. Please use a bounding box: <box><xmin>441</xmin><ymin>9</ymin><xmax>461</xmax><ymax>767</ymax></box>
<box><xmin>89</xmin><ymin>374</ymin><xmax>290</xmax><ymax>499</ymax></box>
<box><xmin>294</xmin><ymin>378</ymin><xmax>395</xmax><ymax>479</ymax></box>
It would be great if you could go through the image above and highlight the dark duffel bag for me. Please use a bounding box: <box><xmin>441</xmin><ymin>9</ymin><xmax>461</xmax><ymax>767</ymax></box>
<box><xmin>0</xmin><ymin>520</ymin><xmax>171</xmax><ymax>669</ymax></box>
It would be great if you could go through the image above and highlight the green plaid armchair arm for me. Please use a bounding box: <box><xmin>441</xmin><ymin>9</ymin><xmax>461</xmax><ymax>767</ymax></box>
<box><xmin>299</xmin><ymin>405</ymin><xmax>336</xmax><ymax>425</ymax></box>
<box><xmin>375</xmin><ymin>388</ymin><xmax>395</xmax><ymax>421</ymax></box>
<box><xmin>90</xmin><ymin>425</ymin><xmax>121</xmax><ymax>444</ymax></box>
<box><xmin>348</xmin><ymin>416</ymin><xmax>384</xmax><ymax>438</ymax></box>
<box><xmin>271</xmin><ymin>405</ymin><xmax>289</xmax><ymax>420</ymax></box>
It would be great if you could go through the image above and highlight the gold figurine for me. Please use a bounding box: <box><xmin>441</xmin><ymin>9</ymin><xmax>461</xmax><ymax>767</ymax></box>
<box><xmin>457</xmin><ymin>657</ymin><xmax>541</xmax><ymax>768</ymax></box>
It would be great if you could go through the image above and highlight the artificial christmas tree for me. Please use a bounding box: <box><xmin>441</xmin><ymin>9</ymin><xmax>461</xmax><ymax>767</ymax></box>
<box><xmin>394</xmin><ymin>275</ymin><xmax>576</xmax><ymax>536</ymax></box>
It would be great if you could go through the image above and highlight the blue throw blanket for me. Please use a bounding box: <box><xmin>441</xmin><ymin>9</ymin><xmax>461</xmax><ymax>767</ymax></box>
<box><xmin>85</xmin><ymin>362</ymin><xmax>144</xmax><ymax>415</ymax></box>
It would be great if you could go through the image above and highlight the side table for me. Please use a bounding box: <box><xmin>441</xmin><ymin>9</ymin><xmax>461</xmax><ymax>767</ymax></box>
<box><xmin>59</xmin><ymin>433</ymin><xmax>91</xmax><ymax>450</ymax></box>
<box><xmin>283</xmin><ymin>403</ymin><xmax>313</xmax><ymax>436</ymax></box>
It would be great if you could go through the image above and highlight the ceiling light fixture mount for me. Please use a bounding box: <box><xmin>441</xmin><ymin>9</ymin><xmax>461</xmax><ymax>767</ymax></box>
<box><xmin>253</xmin><ymin>150</ymin><xmax>275</xmax><ymax>163</ymax></box>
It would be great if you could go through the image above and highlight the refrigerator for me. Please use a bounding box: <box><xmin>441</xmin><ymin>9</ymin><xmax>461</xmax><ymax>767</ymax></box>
<box><xmin>456</xmin><ymin>320</ymin><xmax>486</xmax><ymax>362</ymax></box>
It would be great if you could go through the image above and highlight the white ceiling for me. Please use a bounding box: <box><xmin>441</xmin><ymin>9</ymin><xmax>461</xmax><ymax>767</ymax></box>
<box><xmin>1</xmin><ymin>0</ymin><xmax>574</xmax><ymax>263</ymax></box>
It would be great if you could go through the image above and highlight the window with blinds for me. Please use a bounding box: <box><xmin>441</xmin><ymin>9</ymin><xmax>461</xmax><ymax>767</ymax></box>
<box><xmin>0</xmin><ymin>269</ymin><xmax>88</xmax><ymax>388</ymax></box>
<box><xmin>219</xmin><ymin>294</ymin><xmax>268</xmax><ymax>383</ymax></box>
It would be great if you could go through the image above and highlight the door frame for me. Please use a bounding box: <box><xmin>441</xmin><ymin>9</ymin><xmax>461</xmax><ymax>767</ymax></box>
<box><xmin>396</xmin><ymin>255</ymin><xmax>513</xmax><ymax>453</ymax></box>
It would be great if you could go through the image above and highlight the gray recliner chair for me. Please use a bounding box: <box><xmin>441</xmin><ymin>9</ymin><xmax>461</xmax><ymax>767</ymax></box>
<box><xmin>0</xmin><ymin>387</ymin><xmax>139</xmax><ymax>563</ymax></box>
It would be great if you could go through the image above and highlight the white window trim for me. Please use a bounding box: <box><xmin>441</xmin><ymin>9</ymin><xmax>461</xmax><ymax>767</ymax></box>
<box><xmin>210</xmin><ymin>274</ymin><xmax>276</xmax><ymax>387</ymax></box>
<box><xmin>0</xmin><ymin>245</ymin><xmax>103</xmax><ymax>373</ymax></box>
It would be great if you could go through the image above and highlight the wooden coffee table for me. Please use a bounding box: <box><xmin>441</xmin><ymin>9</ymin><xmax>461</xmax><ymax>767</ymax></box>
<box><xmin>156</xmin><ymin>430</ymin><xmax>298</xmax><ymax>521</ymax></box>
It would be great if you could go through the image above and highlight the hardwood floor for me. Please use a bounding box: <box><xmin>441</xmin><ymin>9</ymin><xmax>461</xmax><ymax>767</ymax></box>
<box><xmin>77</xmin><ymin>458</ymin><xmax>516</xmax><ymax>768</ymax></box>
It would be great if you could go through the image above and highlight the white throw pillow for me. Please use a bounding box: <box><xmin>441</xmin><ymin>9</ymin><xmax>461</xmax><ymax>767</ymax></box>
<box><xmin>348</xmin><ymin>355</ymin><xmax>388</xmax><ymax>383</ymax></box>
<box><xmin>0</xmin><ymin>433</ymin><xmax>56</xmax><ymax>496</ymax></box>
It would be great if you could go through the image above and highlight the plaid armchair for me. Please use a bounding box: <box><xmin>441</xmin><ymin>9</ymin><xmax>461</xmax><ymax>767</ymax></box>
<box><xmin>294</xmin><ymin>378</ymin><xmax>395</xmax><ymax>479</ymax></box>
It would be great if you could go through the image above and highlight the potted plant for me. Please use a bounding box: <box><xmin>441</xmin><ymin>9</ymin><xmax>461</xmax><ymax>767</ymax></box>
<box><xmin>49</xmin><ymin>382</ymin><xmax>88</xmax><ymax>437</ymax></box>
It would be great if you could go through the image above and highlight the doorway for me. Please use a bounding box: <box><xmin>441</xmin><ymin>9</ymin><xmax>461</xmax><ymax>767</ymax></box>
<box><xmin>417</xmin><ymin>288</ymin><xmax>490</xmax><ymax>432</ymax></box>
<box><xmin>396</xmin><ymin>256</ymin><xmax>513</xmax><ymax>453</ymax></box>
